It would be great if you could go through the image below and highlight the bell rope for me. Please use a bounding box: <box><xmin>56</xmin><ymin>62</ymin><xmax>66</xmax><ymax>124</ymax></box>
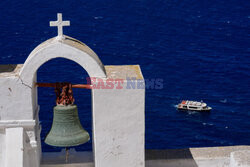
<box><xmin>55</xmin><ymin>82</ymin><xmax>75</xmax><ymax>106</ymax></box>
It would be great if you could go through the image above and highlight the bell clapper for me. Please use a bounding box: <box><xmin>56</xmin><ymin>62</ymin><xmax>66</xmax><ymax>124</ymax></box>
<box><xmin>65</xmin><ymin>147</ymin><xmax>69</xmax><ymax>163</ymax></box>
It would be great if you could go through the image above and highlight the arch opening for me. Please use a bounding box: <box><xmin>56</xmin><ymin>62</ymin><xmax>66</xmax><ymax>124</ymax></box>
<box><xmin>37</xmin><ymin>58</ymin><xmax>93</xmax><ymax>153</ymax></box>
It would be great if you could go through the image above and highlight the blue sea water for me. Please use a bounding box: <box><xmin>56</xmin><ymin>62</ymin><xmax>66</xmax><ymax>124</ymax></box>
<box><xmin>0</xmin><ymin>0</ymin><xmax>249</xmax><ymax>152</ymax></box>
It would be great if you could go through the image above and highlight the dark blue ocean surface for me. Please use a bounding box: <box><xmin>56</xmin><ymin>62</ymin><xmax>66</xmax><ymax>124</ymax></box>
<box><xmin>0</xmin><ymin>0</ymin><xmax>249</xmax><ymax>152</ymax></box>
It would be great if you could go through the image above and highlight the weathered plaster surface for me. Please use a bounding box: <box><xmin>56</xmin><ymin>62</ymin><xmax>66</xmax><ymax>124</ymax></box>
<box><xmin>6</xmin><ymin>128</ymin><xmax>25</xmax><ymax>167</ymax></box>
<box><xmin>230</xmin><ymin>150</ymin><xmax>250</xmax><ymax>167</ymax></box>
<box><xmin>105</xmin><ymin>65</ymin><xmax>143</xmax><ymax>79</ymax></box>
<box><xmin>0</xmin><ymin>64</ymin><xmax>23</xmax><ymax>77</ymax></box>
<box><xmin>0</xmin><ymin>64</ymin><xmax>33</xmax><ymax>120</ymax></box>
<box><xmin>92</xmin><ymin>80</ymin><xmax>145</xmax><ymax>167</ymax></box>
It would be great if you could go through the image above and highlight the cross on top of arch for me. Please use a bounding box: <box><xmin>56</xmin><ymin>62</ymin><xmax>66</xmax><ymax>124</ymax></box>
<box><xmin>50</xmin><ymin>13</ymin><xmax>70</xmax><ymax>39</ymax></box>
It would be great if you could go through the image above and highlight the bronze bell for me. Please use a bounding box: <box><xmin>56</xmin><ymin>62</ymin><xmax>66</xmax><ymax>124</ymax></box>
<box><xmin>45</xmin><ymin>105</ymin><xmax>90</xmax><ymax>147</ymax></box>
<box><xmin>44</xmin><ymin>83</ymin><xmax>90</xmax><ymax>147</ymax></box>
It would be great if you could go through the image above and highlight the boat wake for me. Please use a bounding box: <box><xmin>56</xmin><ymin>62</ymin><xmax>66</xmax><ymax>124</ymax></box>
<box><xmin>220</xmin><ymin>99</ymin><xmax>227</xmax><ymax>103</ymax></box>
<box><xmin>173</xmin><ymin>104</ymin><xmax>178</xmax><ymax>108</ymax></box>
<box><xmin>187</xmin><ymin>110</ymin><xmax>199</xmax><ymax>115</ymax></box>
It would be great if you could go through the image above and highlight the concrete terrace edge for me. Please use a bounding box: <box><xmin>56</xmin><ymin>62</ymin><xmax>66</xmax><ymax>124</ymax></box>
<box><xmin>41</xmin><ymin>145</ymin><xmax>250</xmax><ymax>167</ymax></box>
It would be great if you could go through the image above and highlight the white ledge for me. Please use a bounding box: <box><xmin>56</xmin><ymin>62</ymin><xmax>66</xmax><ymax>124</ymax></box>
<box><xmin>0</xmin><ymin>120</ymin><xmax>36</xmax><ymax>129</ymax></box>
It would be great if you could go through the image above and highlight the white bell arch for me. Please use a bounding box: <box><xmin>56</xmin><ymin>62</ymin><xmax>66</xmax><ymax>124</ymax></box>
<box><xmin>17</xmin><ymin>36</ymin><xmax>107</xmax><ymax>166</ymax></box>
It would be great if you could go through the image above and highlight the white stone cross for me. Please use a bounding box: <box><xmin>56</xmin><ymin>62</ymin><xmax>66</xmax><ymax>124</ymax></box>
<box><xmin>50</xmin><ymin>13</ymin><xmax>70</xmax><ymax>39</ymax></box>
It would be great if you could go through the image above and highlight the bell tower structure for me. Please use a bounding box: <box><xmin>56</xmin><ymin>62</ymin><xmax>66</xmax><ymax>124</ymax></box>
<box><xmin>0</xmin><ymin>13</ymin><xmax>145</xmax><ymax>167</ymax></box>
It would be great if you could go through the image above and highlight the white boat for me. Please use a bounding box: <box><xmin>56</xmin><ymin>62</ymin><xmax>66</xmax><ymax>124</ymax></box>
<box><xmin>177</xmin><ymin>100</ymin><xmax>212</xmax><ymax>112</ymax></box>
